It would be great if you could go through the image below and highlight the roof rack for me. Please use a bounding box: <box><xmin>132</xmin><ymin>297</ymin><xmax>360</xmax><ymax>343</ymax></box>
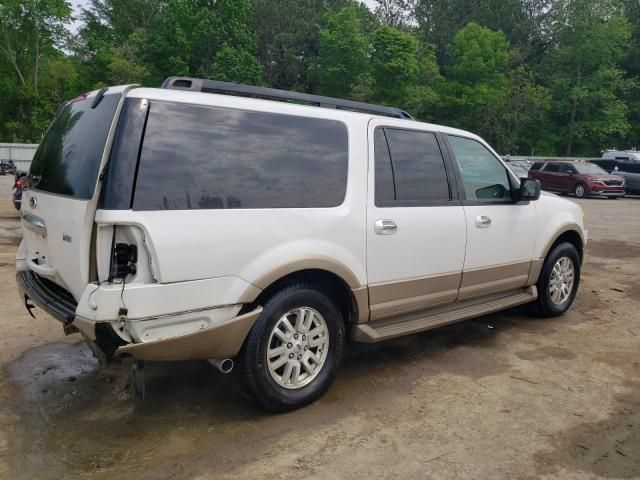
<box><xmin>161</xmin><ymin>76</ymin><xmax>414</xmax><ymax>120</ymax></box>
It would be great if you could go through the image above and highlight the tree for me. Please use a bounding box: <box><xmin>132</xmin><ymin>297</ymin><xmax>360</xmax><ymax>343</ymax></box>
<box><xmin>374</xmin><ymin>0</ymin><xmax>415</xmax><ymax>29</ymax></box>
<box><xmin>545</xmin><ymin>0</ymin><xmax>632</xmax><ymax>155</ymax></box>
<box><xmin>317</xmin><ymin>6</ymin><xmax>369</xmax><ymax>98</ymax></box>
<box><xmin>436</xmin><ymin>23</ymin><xmax>509</xmax><ymax>145</ymax></box>
<box><xmin>371</xmin><ymin>26</ymin><xmax>419</xmax><ymax>106</ymax></box>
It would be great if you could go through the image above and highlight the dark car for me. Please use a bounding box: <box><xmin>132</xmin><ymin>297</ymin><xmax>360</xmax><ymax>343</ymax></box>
<box><xmin>1</xmin><ymin>160</ymin><xmax>16</xmax><ymax>175</ymax></box>
<box><xmin>12</xmin><ymin>171</ymin><xmax>27</xmax><ymax>210</ymax></box>
<box><xmin>589</xmin><ymin>159</ymin><xmax>640</xmax><ymax>195</ymax></box>
<box><xmin>529</xmin><ymin>161</ymin><xmax>625</xmax><ymax>199</ymax></box>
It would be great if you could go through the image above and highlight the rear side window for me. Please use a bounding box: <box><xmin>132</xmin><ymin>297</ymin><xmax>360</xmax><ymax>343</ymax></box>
<box><xmin>374</xmin><ymin>127</ymin><xmax>451</xmax><ymax>206</ymax></box>
<box><xmin>29</xmin><ymin>93</ymin><xmax>120</xmax><ymax>199</ymax></box>
<box><xmin>530</xmin><ymin>162</ymin><xmax>544</xmax><ymax>171</ymax></box>
<box><xmin>133</xmin><ymin>102</ymin><xmax>349</xmax><ymax>210</ymax></box>
<box><xmin>544</xmin><ymin>163</ymin><xmax>560</xmax><ymax>172</ymax></box>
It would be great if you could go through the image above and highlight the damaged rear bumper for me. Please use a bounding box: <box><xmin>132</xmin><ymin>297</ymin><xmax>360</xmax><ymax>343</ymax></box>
<box><xmin>112</xmin><ymin>307</ymin><xmax>262</xmax><ymax>361</ymax></box>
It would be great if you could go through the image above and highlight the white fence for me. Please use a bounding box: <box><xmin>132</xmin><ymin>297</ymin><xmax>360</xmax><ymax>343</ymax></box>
<box><xmin>0</xmin><ymin>143</ymin><xmax>38</xmax><ymax>172</ymax></box>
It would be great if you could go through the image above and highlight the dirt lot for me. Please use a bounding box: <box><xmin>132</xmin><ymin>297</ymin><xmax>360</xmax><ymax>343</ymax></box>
<box><xmin>0</xmin><ymin>175</ymin><xmax>638</xmax><ymax>480</ymax></box>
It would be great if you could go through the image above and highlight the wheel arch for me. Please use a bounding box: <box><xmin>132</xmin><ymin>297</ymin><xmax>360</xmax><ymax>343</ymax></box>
<box><xmin>528</xmin><ymin>225</ymin><xmax>584</xmax><ymax>285</ymax></box>
<box><xmin>245</xmin><ymin>265</ymin><xmax>369</xmax><ymax>326</ymax></box>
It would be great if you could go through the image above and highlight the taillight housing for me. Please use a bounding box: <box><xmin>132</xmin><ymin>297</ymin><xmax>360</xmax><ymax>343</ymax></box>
<box><xmin>110</xmin><ymin>243</ymin><xmax>138</xmax><ymax>280</ymax></box>
<box><xmin>15</xmin><ymin>180</ymin><xmax>23</xmax><ymax>189</ymax></box>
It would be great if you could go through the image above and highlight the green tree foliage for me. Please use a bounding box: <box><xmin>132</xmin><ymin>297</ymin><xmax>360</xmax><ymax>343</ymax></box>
<box><xmin>0</xmin><ymin>0</ymin><xmax>639</xmax><ymax>156</ymax></box>
<box><xmin>545</xmin><ymin>0</ymin><xmax>632</xmax><ymax>155</ymax></box>
<box><xmin>317</xmin><ymin>6</ymin><xmax>369</xmax><ymax>97</ymax></box>
<box><xmin>371</xmin><ymin>26</ymin><xmax>419</xmax><ymax>105</ymax></box>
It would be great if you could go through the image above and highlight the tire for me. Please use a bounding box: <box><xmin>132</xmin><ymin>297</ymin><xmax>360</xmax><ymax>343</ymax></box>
<box><xmin>534</xmin><ymin>242</ymin><xmax>581</xmax><ymax>317</ymax></box>
<box><xmin>573</xmin><ymin>182</ymin><xmax>588</xmax><ymax>198</ymax></box>
<box><xmin>235</xmin><ymin>283</ymin><xmax>345</xmax><ymax>412</ymax></box>
<box><xmin>607</xmin><ymin>196</ymin><xmax>619</xmax><ymax>200</ymax></box>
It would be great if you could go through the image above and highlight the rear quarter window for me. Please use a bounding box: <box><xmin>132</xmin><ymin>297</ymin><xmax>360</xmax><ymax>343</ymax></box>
<box><xmin>530</xmin><ymin>162</ymin><xmax>544</xmax><ymax>171</ymax></box>
<box><xmin>133</xmin><ymin>102</ymin><xmax>349</xmax><ymax>210</ymax></box>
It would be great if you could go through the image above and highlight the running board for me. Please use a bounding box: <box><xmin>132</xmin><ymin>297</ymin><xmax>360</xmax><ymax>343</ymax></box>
<box><xmin>352</xmin><ymin>286</ymin><xmax>537</xmax><ymax>343</ymax></box>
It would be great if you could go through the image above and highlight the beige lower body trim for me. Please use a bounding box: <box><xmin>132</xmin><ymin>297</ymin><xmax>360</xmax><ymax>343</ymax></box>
<box><xmin>116</xmin><ymin>307</ymin><xmax>262</xmax><ymax>361</ymax></box>
<box><xmin>351</xmin><ymin>286</ymin><xmax>370</xmax><ymax>324</ymax></box>
<box><xmin>458</xmin><ymin>261</ymin><xmax>531</xmax><ymax>300</ymax></box>
<box><xmin>368</xmin><ymin>273</ymin><xmax>461</xmax><ymax>321</ymax></box>
<box><xmin>527</xmin><ymin>259</ymin><xmax>544</xmax><ymax>286</ymax></box>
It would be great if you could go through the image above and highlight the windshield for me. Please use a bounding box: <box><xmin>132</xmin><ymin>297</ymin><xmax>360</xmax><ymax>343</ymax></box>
<box><xmin>29</xmin><ymin>93</ymin><xmax>120</xmax><ymax>199</ymax></box>
<box><xmin>574</xmin><ymin>163</ymin><xmax>607</xmax><ymax>175</ymax></box>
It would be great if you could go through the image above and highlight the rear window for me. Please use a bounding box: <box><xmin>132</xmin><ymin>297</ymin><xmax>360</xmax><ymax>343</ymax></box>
<box><xmin>133</xmin><ymin>102</ymin><xmax>349</xmax><ymax>210</ymax></box>
<box><xmin>29</xmin><ymin>93</ymin><xmax>120</xmax><ymax>199</ymax></box>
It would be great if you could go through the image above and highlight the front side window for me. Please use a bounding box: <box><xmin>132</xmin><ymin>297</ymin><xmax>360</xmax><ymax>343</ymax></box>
<box><xmin>448</xmin><ymin>135</ymin><xmax>512</xmax><ymax>202</ymax></box>
<box><xmin>374</xmin><ymin>127</ymin><xmax>450</xmax><ymax>206</ymax></box>
<box><xmin>133</xmin><ymin>102</ymin><xmax>349</xmax><ymax>210</ymax></box>
<box><xmin>559</xmin><ymin>163</ymin><xmax>577</xmax><ymax>174</ymax></box>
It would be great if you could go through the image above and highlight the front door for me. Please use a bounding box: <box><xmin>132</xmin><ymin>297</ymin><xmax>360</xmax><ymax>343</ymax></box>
<box><xmin>366</xmin><ymin>120</ymin><xmax>466</xmax><ymax>320</ymax></box>
<box><xmin>445</xmin><ymin>135</ymin><xmax>537</xmax><ymax>300</ymax></box>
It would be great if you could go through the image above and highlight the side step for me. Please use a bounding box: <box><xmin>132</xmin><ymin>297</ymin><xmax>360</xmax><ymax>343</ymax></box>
<box><xmin>352</xmin><ymin>286</ymin><xmax>537</xmax><ymax>343</ymax></box>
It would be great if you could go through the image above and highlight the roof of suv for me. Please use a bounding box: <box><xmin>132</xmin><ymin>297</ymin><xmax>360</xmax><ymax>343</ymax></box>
<box><xmin>125</xmin><ymin>83</ymin><xmax>486</xmax><ymax>146</ymax></box>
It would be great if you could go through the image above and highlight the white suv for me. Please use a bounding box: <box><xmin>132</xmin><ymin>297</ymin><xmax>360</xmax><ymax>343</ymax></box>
<box><xmin>16</xmin><ymin>78</ymin><xmax>586</xmax><ymax>411</ymax></box>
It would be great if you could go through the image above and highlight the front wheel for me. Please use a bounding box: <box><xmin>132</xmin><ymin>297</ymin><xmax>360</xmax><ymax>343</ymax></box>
<box><xmin>573</xmin><ymin>183</ymin><xmax>588</xmax><ymax>198</ymax></box>
<box><xmin>236</xmin><ymin>283</ymin><xmax>345</xmax><ymax>412</ymax></box>
<box><xmin>534</xmin><ymin>242</ymin><xmax>581</xmax><ymax>317</ymax></box>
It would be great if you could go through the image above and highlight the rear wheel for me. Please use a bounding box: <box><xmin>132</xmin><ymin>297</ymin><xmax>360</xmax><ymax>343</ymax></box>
<box><xmin>534</xmin><ymin>242</ymin><xmax>581</xmax><ymax>317</ymax></box>
<box><xmin>236</xmin><ymin>283</ymin><xmax>345</xmax><ymax>412</ymax></box>
<box><xmin>573</xmin><ymin>183</ymin><xmax>588</xmax><ymax>198</ymax></box>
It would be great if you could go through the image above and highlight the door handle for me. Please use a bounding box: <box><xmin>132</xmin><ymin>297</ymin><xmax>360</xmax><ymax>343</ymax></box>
<box><xmin>374</xmin><ymin>219</ymin><xmax>398</xmax><ymax>235</ymax></box>
<box><xmin>475</xmin><ymin>215</ymin><xmax>492</xmax><ymax>228</ymax></box>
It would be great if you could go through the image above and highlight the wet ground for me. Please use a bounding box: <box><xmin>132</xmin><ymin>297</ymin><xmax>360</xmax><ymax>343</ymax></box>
<box><xmin>0</xmin><ymin>175</ymin><xmax>638</xmax><ymax>479</ymax></box>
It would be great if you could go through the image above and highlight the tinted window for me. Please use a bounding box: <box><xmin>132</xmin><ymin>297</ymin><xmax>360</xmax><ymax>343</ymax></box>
<box><xmin>29</xmin><ymin>93</ymin><xmax>120</xmax><ymax>199</ymax></box>
<box><xmin>376</xmin><ymin>128</ymin><xmax>450</xmax><ymax>205</ymax></box>
<box><xmin>133</xmin><ymin>102</ymin><xmax>348</xmax><ymax>210</ymax></box>
<box><xmin>374</xmin><ymin>128</ymin><xmax>395</xmax><ymax>205</ymax></box>
<box><xmin>448</xmin><ymin>135</ymin><xmax>512</xmax><ymax>202</ymax></box>
<box><xmin>544</xmin><ymin>163</ymin><xmax>560</xmax><ymax>172</ymax></box>
<box><xmin>559</xmin><ymin>163</ymin><xmax>576</xmax><ymax>174</ymax></box>
<box><xmin>530</xmin><ymin>162</ymin><xmax>544</xmax><ymax>171</ymax></box>
<box><xmin>616</xmin><ymin>163</ymin><xmax>640</xmax><ymax>174</ymax></box>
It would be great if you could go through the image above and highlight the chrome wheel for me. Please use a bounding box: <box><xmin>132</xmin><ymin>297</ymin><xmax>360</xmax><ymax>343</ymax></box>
<box><xmin>575</xmin><ymin>184</ymin><xmax>585</xmax><ymax>198</ymax></box>
<box><xmin>549</xmin><ymin>256</ymin><xmax>575</xmax><ymax>305</ymax></box>
<box><xmin>266</xmin><ymin>307</ymin><xmax>329</xmax><ymax>389</ymax></box>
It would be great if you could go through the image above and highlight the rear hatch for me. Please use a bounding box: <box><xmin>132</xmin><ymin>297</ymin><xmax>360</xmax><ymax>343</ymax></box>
<box><xmin>19</xmin><ymin>88</ymin><xmax>126</xmax><ymax>301</ymax></box>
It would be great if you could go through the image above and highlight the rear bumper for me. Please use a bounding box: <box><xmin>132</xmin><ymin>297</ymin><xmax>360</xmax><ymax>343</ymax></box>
<box><xmin>16</xmin><ymin>270</ymin><xmax>78</xmax><ymax>332</ymax></box>
<box><xmin>114</xmin><ymin>307</ymin><xmax>262</xmax><ymax>361</ymax></box>
<box><xmin>16</xmin><ymin>270</ymin><xmax>262</xmax><ymax>362</ymax></box>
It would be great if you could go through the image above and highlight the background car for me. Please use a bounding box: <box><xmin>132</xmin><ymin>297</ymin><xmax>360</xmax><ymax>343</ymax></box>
<box><xmin>506</xmin><ymin>161</ymin><xmax>530</xmax><ymax>178</ymax></box>
<box><xmin>589</xmin><ymin>159</ymin><xmax>640</xmax><ymax>195</ymax></box>
<box><xmin>529</xmin><ymin>160</ymin><xmax>625</xmax><ymax>199</ymax></box>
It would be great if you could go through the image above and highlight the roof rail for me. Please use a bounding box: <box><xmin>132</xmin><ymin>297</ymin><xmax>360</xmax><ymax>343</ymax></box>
<box><xmin>161</xmin><ymin>76</ymin><xmax>414</xmax><ymax>120</ymax></box>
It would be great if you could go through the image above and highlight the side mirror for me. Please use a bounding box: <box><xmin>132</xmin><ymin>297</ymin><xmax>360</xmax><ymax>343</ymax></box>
<box><xmin>519</xmin><ymin>178</ymin><xmax>541</xmax><ymax>201</ymax></box>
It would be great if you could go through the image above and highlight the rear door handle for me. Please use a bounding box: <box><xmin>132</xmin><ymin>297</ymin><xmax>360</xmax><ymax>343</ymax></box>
<box><xmin>374</xmin><ymin>219</ymin><xmax>398</xmax><ymax>235</ymax></box>
<box><xmin>475</xmin><ymin>215</ymin><xmax>492</xmax><ymax>228</ymax></box>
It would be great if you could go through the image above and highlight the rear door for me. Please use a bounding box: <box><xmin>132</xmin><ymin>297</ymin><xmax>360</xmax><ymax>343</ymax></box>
<box><xmin>366</xmin><ymin>120</ymin><xmax>466</xmax><ymax>320</ymax></box>
<box><xmin>19</xmin><ymin>88</ymin><xmax>128</xmax><ymax>300</ymax></box>
<box><xmin>558</xmin><ymin>163</ymin><xmax>578</xmax><ymax>192</ymax></box>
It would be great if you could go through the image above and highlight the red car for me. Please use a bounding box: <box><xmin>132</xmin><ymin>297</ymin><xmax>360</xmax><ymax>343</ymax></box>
<box><xmin>529</xmin><ymin>161</ymin><xmax>625</xmax><ymax>199</ymax></box>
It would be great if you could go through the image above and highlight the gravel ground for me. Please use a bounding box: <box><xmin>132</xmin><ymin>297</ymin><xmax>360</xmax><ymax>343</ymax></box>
<box><xmin>0</xmin><ymin>175</ymin><xmax>638</xmax><ymax>480</ymax></box>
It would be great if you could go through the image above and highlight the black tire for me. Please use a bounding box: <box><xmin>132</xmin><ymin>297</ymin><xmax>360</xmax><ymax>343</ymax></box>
<box><xmin>607</xmin><ymin>196</ymin><xmax>619</xmax><ymax>200</ymax></box>
<box><xmin>534</xmin><ymin>242</ymin><xmax>581</xmax><ymax>317</ymax></box>
<box><xmin>573</xmin><ymin>182</ymin><xmax>588</xmax><ymax>198</ymax></box>
<box><xmin>235</xmin><ymin>283</ymin><xmax>345</xmax><ymax>412</ymax></box>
